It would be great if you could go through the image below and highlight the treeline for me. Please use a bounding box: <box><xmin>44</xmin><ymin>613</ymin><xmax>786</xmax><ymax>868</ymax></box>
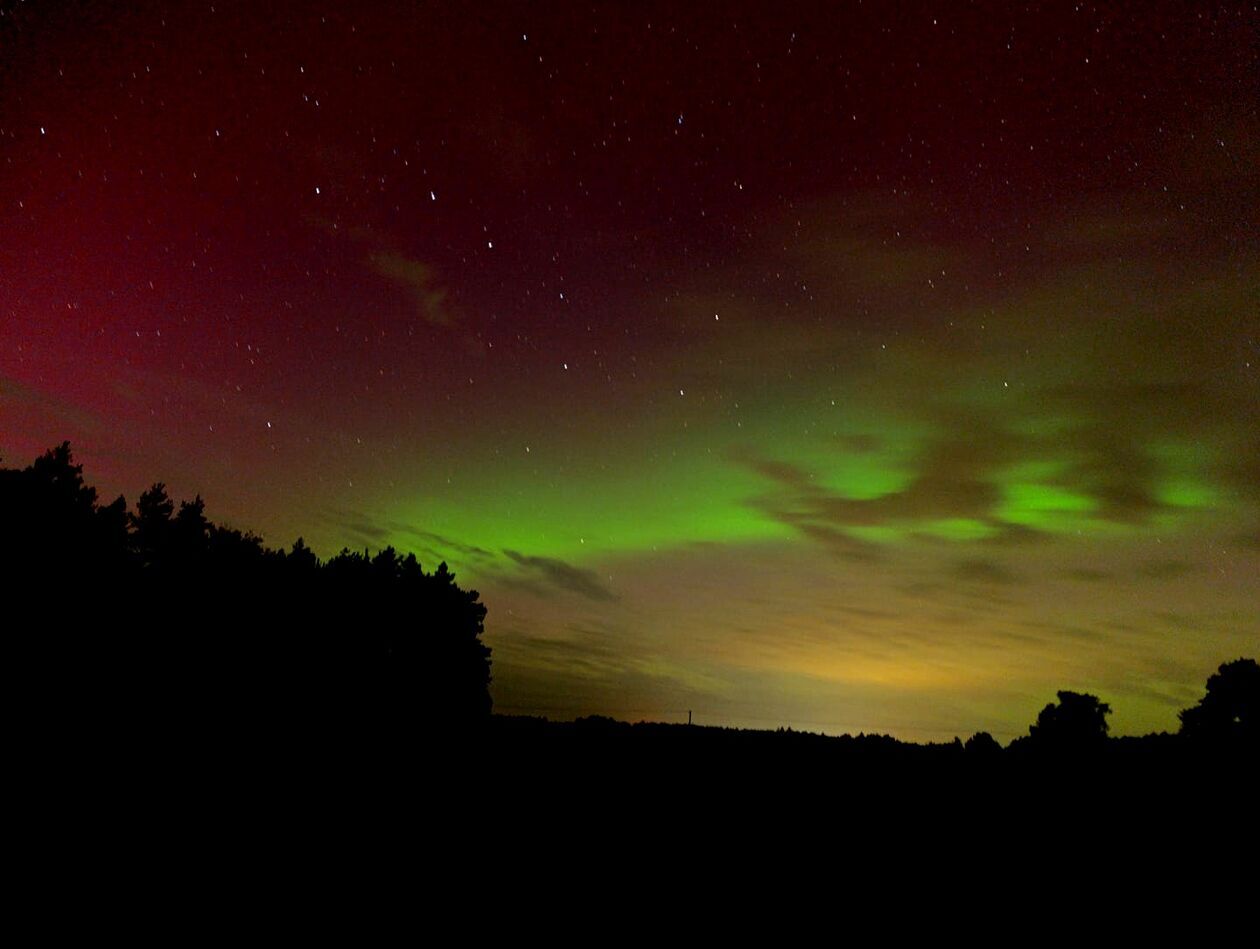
<box><xmin>492</xmin><ymin>658</ymin><xmax>1257</xmax><ymax>762</ymax></box>
<box><xmin>3</xmin><ymin>442</ymin><xmax>1253</xmax><ymax>770</ymax></box>
<box><xmin>480</xmin><ymin>661</ymin><xmax>1258</xmax><ymax>782</ymax></box>
<box><xmin>3</xmin><ymin>442</ymin><xmax>492</xmax><ymax>755</ymax></box>
<box><xmin>480</xmin><ymin>643</ymin><xmax>1257</xmax><ymax>772</ymax></box>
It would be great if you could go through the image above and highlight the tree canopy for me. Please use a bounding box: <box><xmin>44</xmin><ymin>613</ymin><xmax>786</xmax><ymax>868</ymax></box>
<box><xmin>2</xmin><ymin>442</ymin><xmax>493</xmax><ymax>743</ymax></box>
<box><xmin>1027</xmin><ymin>691</ymin><xmax>1112</xmax><ymax>747</ymax></box>
<box><xmin>1179</xmin><ymin>658</ymin><xmax>1258</xmax><ymax>745</ymax></box>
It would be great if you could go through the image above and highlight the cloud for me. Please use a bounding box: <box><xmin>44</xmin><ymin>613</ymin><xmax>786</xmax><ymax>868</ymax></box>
<box><xmin>1136</xmin><ymin>560</ymin><xmax>1196</xmax><ymax>580</ymax></box>
<box><xmin>0</xmin><ymin>372</ymin><xmax>103</xmax><ymax>437</ymax></box>
<box><xmin>953</xmin><ymin>559</ymin><xmax>1022</xmax><ymax>586</ymax></box>
<box><xmin>733</xmin><ymin>412</ymin><xmax>1021</xmax><ymax>542</ymax></box>
<box><xmin>487</xmin><ymin>615</ymin><xmax>726</xmax><ymax>720</ymax></box>
<box><xmin>492</xmin><ymin>624</ymin><xmax>627</xmax><ymax>676</ymax></box>
<box><xmin>368</xmin><ymin>251</ymin><xmax>457</xmax><ymax>326</ymax></box>
<box><xmin>1016</xmin><ymin>619</ymin><xmax>1106</xmax><ymax>644</ymax></box>
<box><xmin>317</xmin><ymin>507</ymin><xmax>395</xmax><ymax>547</ymax></box>
<box><xmin>302</xmin><ymin>218</ymin><xmax>463</xmax><ymax>329</ymax></box>
<box><xmin>502</xmin><ymin>549</ymin><xmax>619</xmax><ymax>602</ymax></box>
<box><xmin>1063</xmin><ymin>568</ymin><xmax>1112</xmax><ymax>583</ymax></box>
<box><xmin>836</xmin><ymin>433</ymin><xmax>883</xmax><ymax>453</ymax></box>
<box><xmin>792</xmin><ymin>523</ymin><xmax>886</xmax><ymax>562</ymax></box>
<box><xmin>645</xmin><ymin>192</ymin><xmax>1258</xmax><ymax>542</ymax></box>
<box><xmin>317</xmin><ymin>507</ymin><xmax>494</xmax><ymax>563</ymax></box>
<box><xmin>402</xmin><ymin>528</ymin><xmax>495</xmax><ymax>561</ymax></box>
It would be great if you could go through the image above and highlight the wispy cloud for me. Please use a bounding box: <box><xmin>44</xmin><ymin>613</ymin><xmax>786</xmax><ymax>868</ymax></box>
<box><xmin>368</xmin><ymin>251</ymin><xmax>457</xmax><ymax>326</ymax></box>
<box><xmin>502</xmin><ymin>549</ymin><xmax>619</xmax><ymax>602</ymax></box>
<box><xmin>0</xmin><ymin>372</ymin><xmax>103</xmax><ymax>437</ymax></box>
<box><xmin>317</xmin><ymin>507</ymin><xmax>496</xmax><ymax>563</ymax></box>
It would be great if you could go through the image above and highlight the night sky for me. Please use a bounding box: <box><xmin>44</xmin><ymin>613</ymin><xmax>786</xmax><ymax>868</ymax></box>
<box><xmin>3</xmin><ymin>1</ymin><xmax>1256</xmax><ymax>740</ymax></box>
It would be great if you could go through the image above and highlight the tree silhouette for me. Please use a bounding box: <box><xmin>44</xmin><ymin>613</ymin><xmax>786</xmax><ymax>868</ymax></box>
<box><xmin>1027</xmin><ymin>691</ymin><xmax>1111</xmax><ymax>748</ymax></box>
<box><xmin>133</xmin><ymin>482</ymin><xmax>175</xmax><ymax>567</ymax></box>
<box><xmin>286</xmin><ymin>536</ymin><xmax>318</xmax><ymax>572</ymax></box>
<box><xmin>1</xmin><ymin>442</ymin><xmax>494</xmax><ymax>742</ymax></box>
<box><xmin>1178</xmin><ymin>658</ymin><xmax>1258</xmax><ymax>744</ymax></box>
<box><xmin>964</xmin><ymin>731</ymin><xmax>1002</xmax><ymax>756</ymax></box>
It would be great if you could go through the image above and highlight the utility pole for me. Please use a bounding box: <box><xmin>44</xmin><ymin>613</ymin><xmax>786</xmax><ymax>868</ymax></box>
<box><xmin>688</xmin><ymin>709</ymin><xmax>692</xmax><ymax>726</ymax></box>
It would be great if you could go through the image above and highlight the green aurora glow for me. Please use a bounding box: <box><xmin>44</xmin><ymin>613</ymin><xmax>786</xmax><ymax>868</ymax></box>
<box><xmin>3</xmin><ymin>3</ymin><xmax>1255</xmax><ymax>742</ymax></box>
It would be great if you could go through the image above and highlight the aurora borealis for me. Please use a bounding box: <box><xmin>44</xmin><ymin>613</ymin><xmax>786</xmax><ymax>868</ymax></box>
<box><xmin>2</xmin><ymin>2</ymin><xmax>1256</xmax><ymax>741</ymax></box>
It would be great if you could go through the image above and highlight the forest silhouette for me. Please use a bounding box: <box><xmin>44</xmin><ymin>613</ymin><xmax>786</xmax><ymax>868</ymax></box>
<box><xmin>5</xmin><ymin>442</ymin><xmax>491</xmax><ymax>771</ymax></box>
<box><xmin>4</xmin><ymin>442</ymin><xmax>1255</xmax><ymax>785</ymax></box>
